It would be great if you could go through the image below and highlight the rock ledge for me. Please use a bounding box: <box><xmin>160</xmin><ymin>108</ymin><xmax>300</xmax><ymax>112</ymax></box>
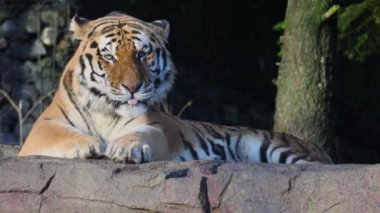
<box><xmin>0</xmin><ymin>157</ymin><xmax>379</xmax><ymax>212</ymax></box>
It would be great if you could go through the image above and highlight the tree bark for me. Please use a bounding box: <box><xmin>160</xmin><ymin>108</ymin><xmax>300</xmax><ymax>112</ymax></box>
<box><xmin>274</xmin><ymin>0</ymin><xmax>337</xmax><ymax>152</ymax></box>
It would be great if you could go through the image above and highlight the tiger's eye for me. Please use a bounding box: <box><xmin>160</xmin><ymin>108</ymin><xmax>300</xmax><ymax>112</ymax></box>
<box><xmin>137</xmin><ymin>51</ymin><xmax>147</xmax><ymax>59</ymax></box>
<box><xmin>103</xmin><ymin>54</ymin><xmax>114</xmax><ymax>61</ymax></box>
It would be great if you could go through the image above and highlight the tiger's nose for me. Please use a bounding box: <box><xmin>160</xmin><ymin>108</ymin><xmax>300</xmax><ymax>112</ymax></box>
<box><xmin>121</xmin><ymin>81</ymin><xmax>143</xmax><ymax>93</ymax></box>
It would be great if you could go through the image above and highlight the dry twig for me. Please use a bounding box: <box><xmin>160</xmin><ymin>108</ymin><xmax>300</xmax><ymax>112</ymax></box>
<box><xmin>0</xmin><ymin>89</ymin><xmax>55</xmax><ymax>145</ymax></box>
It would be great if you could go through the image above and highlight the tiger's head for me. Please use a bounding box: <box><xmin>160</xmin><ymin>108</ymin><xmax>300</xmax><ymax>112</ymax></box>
<box><xmin>68</xmin><ymin>12</ymin><xmax>175</xmax><ymax>117</ymax></box>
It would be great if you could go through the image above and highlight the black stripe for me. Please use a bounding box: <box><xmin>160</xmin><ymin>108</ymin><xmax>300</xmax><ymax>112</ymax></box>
<box><xmin>263</xmin><ymin>132</ymin><xmax>271</xmax><ymax>144</ymax></box>
<box><xmin>200</xmin><ymin>122</ymin><xmax>224</xmax><ymax>139</ymax></box>
<box><xmin>279</xmin><ymin>150</ymin><xmax>293</xmax><ymax>164</ymax></box>
<box><xmin>90</xmin><ymin>41</ymin><xmax>98</xmax><ymax>48</ymax></box>
<box><xmin>111</xmin><ymin>116</ymin><xmax>121</xmax><ymax>130</ymax></box>
<box><xmin>131</xmin><ymin>30</ymin><xmax>140</xmax><ymax>34</ymax></box>
<box><xmin>164</xmin><ymin>72</ymin><xmax>171</xmax><ymax>81</ymax></box>
<box><xmin>147</xmin><ymin>121</ymin><xmax>160</xmax><ymax>126</ymax></box>
<box><xmin>188</xmin><ymin>122</ymin><xmax>204</xmax><ymax>136</ymax></box>
<box><xmin>58</xmin><ymin>106</ymin><xmax>75</xmax><ymax>127</ymax></box>
<box><xmin>280</xmin><ymin>133</ymin><xmax>291</xmax><ymax>146</ymax></box>
<box><xmin>150</xmin><ymin>34</ymin><xmax>159</xmax><ymax>43</ymax></box>
<box><xmin>155</xmin><ymin>49</ymin><xmax>162</xmax><ymax>75</ymax></box>
<box><xmin>85</xmin><ymin>53</ymin><xmax>94</xmax><ymax>70</ymax></box>
<box><xmin>105</xmin><ymin>97</ymin><xmax>122</xmax><ymax>109</ymax></box>
<box><xmin>85</xmin><ymin>100</ymin><xmax>93</xmax><ymax>109</ymax></box>
<box><xmin>87</xmin><ymin>18</ymin><xmax>152</xmax><ymax>38</ymax></box>
<box><xmin>154</xmin><ymin>79</ymin><xmax>161</xmax><ymax>88</ymax></box>
<box><xmin>268</xmin><ymin>131</ymin><xmax>274</xmax><ymax>139</ymax></box>
<box><xmin>291</xmin><ymin>155</ymin><xmax>307</xmax><ymax>164</ymax></box>
<box><xmin>193</xmin><ymin>130</ymin><xmax>210</xmax><ymax>156</ymax></box>
<box><xmin>130</xmin><ymin>36</ymin><xmax>141</xmax><ymax>41</ymax></box>
<box><xmin>91</xmin><ymin>72</ymin><xmax>105</xmax><ymax>83</ymax></box>
<box><xmin>79</xmin><ymin>56</ymin><xmax>86</xmax><ymax>78</ymax></box>
<box><xmin>96</xmin><ymin>48</ymin><xmax>102</xmax><ymax>58</ymax></box>
<box><xmin>260</xmin><ymin>142</ymin><xmax>270</xmax><ymax>163</ymax></box>
<box><xmin>179</xmin><ymin>131</ymin><xmax>198</xmax><ymax>160</ymax></box>
<box><xmin>148</xmin><ymin>43</ymin><xmax>153</xmax><ymax>52</ymax></box>
<box><xmin>269</xmin><ymin>146</ymin><xmax>283</xmax><ymax>158</ymax></box>
<box><xmin>123</xmin><ymin>22</ymin><xmax>146</xmax><ymax>31</ymax></box>
<box><xmin>63</xmin><ymin>71</ymin><xmax>92</xmax><ymax>134</ymax></box>
<box><xmin>209</xmin><ymin>140</ymin><xmax>226</xmax><ymax>161</ymax></box>
<box><xmin>149</xmin><ymin>35</ymin><xmax>157</xmax><ymax>43</ymax></box>
<box><xmin>89</xmin><ymin>87</ymin><xmax>104</xmax><ymax>97</ymax></box>
<box><xmin>235</xmin><ymin>134</ymin><xmax>242</xmax><ymax>161</ymax></box>
<box><xmin>179</xmin><ymin>156</ymin><xmax>186</xmax><ymax>161</ymax></box>
<box><xmin>85</xmin><ymin>53</ymin><xmax>98</xmax><ymax>82</ymax></box>
<box><xmin>225</xmin><ymin>133</ymin><xmax>236</xmax><ymax>161</ymax></box>
<box><xmin>161</xmin><ymin>49</ymin><xmax>167</xmax><ymax>70</ymax></box>
<box><xmin>105</xmin><ymin>33</ymin><xmax>115</xmax><ymax>38</ymax></box>
<box><xmin>123</xmin><ymin>118</ymin><xmax>134</xmax><ymax>126</ymax></box>
<box><xmin>97</xmin><ymin>61</ymin><xmax>103</xmax><ymax>70</ymax></box>
<box><xmin>141</xmin><ymin>149</ymin><xmax>145</xmax><ymax>163</ymax></box>
<box><xmin>88</xmin><ymin>21</ymin><xmax>118</xmax><ymax>38</ymax></box>
<box><xmin>85</xmin><ymin>53</ymin><xmax>105</xmax><ymax>82</ymax></box>
<box><xmin>248</xmin><ymin>128</ymin><xmax>259</xmax><ymax>134</ymax></box>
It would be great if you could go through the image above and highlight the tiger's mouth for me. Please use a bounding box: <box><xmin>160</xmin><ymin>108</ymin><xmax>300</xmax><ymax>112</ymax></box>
<box><xmin>104</xmin><ymin>85</ymin><xmax>154</xmax><ymax>108</ymax></box>
<box><xmin>126</xmin><ymin>98</ymin><xmax>148</xmax><ymax>107</ymax></box>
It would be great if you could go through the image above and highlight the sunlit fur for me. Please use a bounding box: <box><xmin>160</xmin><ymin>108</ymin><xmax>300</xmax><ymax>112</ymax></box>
<box><xmin>19</xmin><ymin>12</ymin><xmax>331</xmax><ymax>164</ymax></box>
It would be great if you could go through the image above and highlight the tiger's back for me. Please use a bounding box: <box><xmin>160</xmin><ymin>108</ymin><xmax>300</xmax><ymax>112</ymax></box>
<box><xmin>19</xmin><ymin>12</ymin><xmax>331</xmax><ymax>164</ymax></box>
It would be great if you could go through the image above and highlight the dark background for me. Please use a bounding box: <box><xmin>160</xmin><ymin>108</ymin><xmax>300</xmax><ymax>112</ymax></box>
<box><xmin>1</xmin><ymin>0</ymin><xmax>379</xmax><ymax>163</ymax></box>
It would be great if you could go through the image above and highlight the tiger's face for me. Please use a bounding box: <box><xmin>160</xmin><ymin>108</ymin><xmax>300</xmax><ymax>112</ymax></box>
<box><xmin>69</xmin><ymin>12</ymin><xmax>175</xmax><ymax>117</ymax></box>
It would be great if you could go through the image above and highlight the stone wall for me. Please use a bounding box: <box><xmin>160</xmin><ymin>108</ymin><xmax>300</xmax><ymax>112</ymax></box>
<box><xmin>0</xmin><ymin>144</ymin><xmax>19</xmax><ymax>157</ymax></box>
<box><xmin>0</xmin><ymin>157</ymin><xmax>379</xmax><ymax>212</ymax></box>
<box><xmin>0</xmin><ymin>0</ymin><xmax>75</xmax><ymax>145</ymax></box>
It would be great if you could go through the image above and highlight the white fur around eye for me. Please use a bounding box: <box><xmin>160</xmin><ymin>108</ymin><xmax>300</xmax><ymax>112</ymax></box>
<box><xmin>98</xmin><ymin>37</ymin><xmax>116</xmax><ymax>53</ymax></box>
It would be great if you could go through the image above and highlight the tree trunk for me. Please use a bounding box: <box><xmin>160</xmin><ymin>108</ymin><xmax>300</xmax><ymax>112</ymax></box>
<box><xmin>274</xmin><ymin>0</ymin><xmax>337</xmax><ymax>152</ymax></box>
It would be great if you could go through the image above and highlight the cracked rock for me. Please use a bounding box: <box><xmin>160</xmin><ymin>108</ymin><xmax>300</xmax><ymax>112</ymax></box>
<box><xmin>40</xmin><ymin>27</ymin><xmax>58</xmax><ymax>46</ymax></box>
<box><xmin>1</xmin><ymin>19</ymin><xmax>26</xmax><ymax>38</ymax></box>
<box><xmin>0</xmin><ymin>157</ymin><xmax>378</xmax><ymax>212</ymax></box>
<box><xmin>7</xmin><ymin>39</ymin><xmax>46</xmax><ymax>59</ymax></box>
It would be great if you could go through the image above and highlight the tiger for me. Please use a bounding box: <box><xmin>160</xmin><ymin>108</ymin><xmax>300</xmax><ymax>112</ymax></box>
<box><xmin>18</xmin><ymin>12</ymin><xmax>331</xmax><ymax>164</ymax></box>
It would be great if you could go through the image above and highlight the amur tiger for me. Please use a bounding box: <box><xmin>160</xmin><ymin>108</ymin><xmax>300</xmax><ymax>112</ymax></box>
<box><xmin>18</xmin><ymin>12</ymin><xmax>331</xmax><ymax>164</ymax></box>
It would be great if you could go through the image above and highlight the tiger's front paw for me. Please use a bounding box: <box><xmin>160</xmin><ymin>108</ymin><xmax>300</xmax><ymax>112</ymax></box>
<box><xmin>105</xmin><ymin>141</ymin><xmax>152</xmax><ymax>163</ymax></box>
<box><xmin>64</xmin><ymin>137</ymin><xmax>103</xmax><ymax>159</ymax></box>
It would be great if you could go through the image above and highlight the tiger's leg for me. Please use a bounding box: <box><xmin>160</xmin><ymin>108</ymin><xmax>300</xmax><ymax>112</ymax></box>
<box><xmin>19</xmin><ymin>121</ymin><xmax>103</xmax><ymax>159</ymax></box>
<box><xmin>105</xmin><ymin>125</ymin><xmax>169</xmax><ymax>163</ymax></box>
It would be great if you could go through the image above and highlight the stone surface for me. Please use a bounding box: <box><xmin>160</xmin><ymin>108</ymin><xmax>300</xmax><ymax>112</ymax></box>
<box><xmin>0</xmin><ymin>19</ymin><xmax>26</xmax><ymax>38</ymax></box>
<box><xmin>0</xmin><ymin>0</ymin><xmax>72</xmax><ymax>153</ymax></box>
<box><xmin>18</xmin><ymin>8</ymin><xmax>40</xmax><ymax>33</ymax></box>
<box><xmin>0</xmin><ymin>157</ymin><xmax>379</xmax><ymax>212</ymax></box>
<box><xmin>40</xmin><ymin>9</ymin><xmax>65</xmax><ymax>27</ymax></box>
<box><xmin>7</xmin><ymin>39</ymin><xmax>46</xmax><ymax>59</ymax></box>
<box><xmin>0</xmin><ymin>37</ymin><xmax>7</xmax><ymax>49</ymax></box>
<box><xmin>0</xmin><ymin>144</ymin><xmax>20</xmax><ymax>157</ymax></box>
<box><xmin>0</xmin><ymin>8</ymin><xmax>11</xmax><ymax>23</ymax></box>
<box><xmin>40</xmin><ymin>27</ymin><xmax>58</xmax><ymax>46</ymax></box>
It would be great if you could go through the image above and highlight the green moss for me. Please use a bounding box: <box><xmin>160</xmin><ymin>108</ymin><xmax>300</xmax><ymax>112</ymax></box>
<box><xmin>338</xmin><ymin>0</ymin><xmax>380</xmax><ymax>62</ymax></box>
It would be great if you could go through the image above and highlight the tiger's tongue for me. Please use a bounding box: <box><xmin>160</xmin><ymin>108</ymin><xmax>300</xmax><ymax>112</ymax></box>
<box><xmin>128</xmin><ymin>99</ymin><xmax>138</xmax><ymax>106</ymax></box>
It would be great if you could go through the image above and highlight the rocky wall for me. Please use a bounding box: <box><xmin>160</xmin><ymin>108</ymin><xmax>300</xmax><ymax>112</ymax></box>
<box><xmin>0</xmin><ymin>157</ymin><xmax>379</xmax><ymax>212</ymax></box>
<box><xmin>0</xmin><ymin>0</ymin><xmax>75</xmax><ymax>145</ymax></box>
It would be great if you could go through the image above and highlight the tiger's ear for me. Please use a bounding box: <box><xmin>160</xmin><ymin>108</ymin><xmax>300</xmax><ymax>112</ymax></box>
<box><xmin>152</xmin><ymin>20</ymin><xmax>170</xmax><ymax>41</ymax></box>
<box><xmin>69</xmin><ymin>15</ymin><xmax>93</xmax><ymax>40</ymax></box>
